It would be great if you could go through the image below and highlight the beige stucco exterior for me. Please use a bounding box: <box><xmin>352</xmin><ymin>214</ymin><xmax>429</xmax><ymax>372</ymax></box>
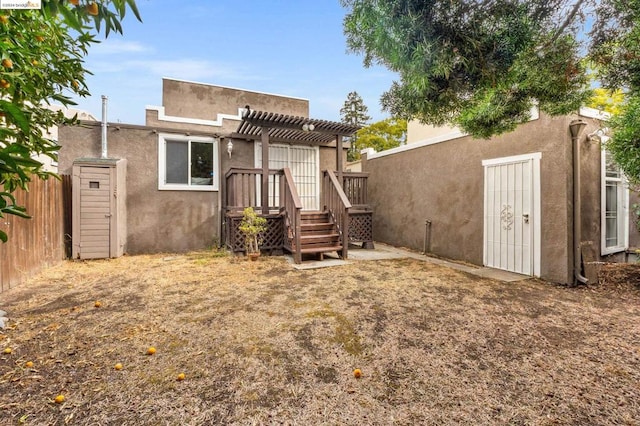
<box><xmin>406</xmin><ymin>120</ymin><xmax>460</xmax><ymax>144</ymax></box>
<box><xmin>145</xmin><ymin>78</ymin><xmax>310</xmax><ymax>135</ymax></box>
<box><xmin>58</xmin><ymin>78</ymin><xmax>345</xmax><ymax>255</ymax></box>
<box><xmin>362</xmin><ymin>111</ymin><xmax>634</xmax><ymax>284</ymax></box>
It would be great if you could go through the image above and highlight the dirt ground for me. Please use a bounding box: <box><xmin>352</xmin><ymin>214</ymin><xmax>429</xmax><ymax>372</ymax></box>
<box><xmin>1</xmin><ymin>251</ymin><xmax>640</xmax><ymax>425</ymax></box>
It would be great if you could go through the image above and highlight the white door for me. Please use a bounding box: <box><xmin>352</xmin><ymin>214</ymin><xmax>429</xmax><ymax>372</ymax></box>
<box><xmin>255</xmin><ymin>143</ymin><xmax>319</xmax><ymax>210</ymax></box>
<box><xmin>483</xmin><ymin>153</ymin><xmax>541</xmax><ymax>276</ymax></box>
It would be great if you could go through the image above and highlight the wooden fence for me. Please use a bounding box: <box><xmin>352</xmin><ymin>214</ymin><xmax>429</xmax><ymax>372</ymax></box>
<box><xmin>0</xmin><ymin>175</ymin><xmax>71</xmax><ymax>293</ymax></box>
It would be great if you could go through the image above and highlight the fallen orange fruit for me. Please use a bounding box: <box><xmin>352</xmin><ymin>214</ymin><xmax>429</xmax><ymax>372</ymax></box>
<box><xmin>25</xmin><ymin>361</ymin><xmax>33</xmax><ymax>368</ymax></box>
<box><xmin>94</xmin><ymin>301</ymin><xmax>102</xmax><ymax>308</ymax></box>
<box><xmin>353</xmin><ymin>368</ymin><xmax>362</xmax><ymax>378</ymax></box>
<box><xmin>3</xmin><ymin>347</ymin><xmax>11</xmax><ymax>354</ymax></box>
<box><xmin>54</xmin><ymin>394</ymin><xmax>65</xmax><ymax>404</ymax></box>
<box><xmin>146</xmin><ymin>347</ymin><xmax>156</xmax><ymax>355</ymax></box>
<box><xmin>114</xmin><ymin>363</ymin><xmax>123</xmax><ymax>370</ymax></box>
<box><xmin>177</xmin><ymin>373</ymin><xmax>185</xmax><ymax>381</ymax></box>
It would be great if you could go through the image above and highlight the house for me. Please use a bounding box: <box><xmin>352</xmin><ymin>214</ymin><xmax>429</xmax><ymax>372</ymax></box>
<box><xmin>360</xmin><ymin>108</ymin><xmax>637</xmax><ymax>284</ymax></box>
<box><xmin>58</xmin><ymin>78</ymin><xmax>373</xmax><ymax>261</ymax></box>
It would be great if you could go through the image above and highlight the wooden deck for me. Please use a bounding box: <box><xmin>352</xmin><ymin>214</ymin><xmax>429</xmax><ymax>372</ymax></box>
<box><xmin>224</xmin><ymin>168</ymin><xmax>373</xmax><ymax>263</ymax></box>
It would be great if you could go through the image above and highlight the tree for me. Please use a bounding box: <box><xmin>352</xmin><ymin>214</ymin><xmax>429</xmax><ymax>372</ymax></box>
<box><xmin>342</xmin><ymin>0</ymin><xmax>640</xmax><ymax>180</ymax></box>
<box><xmin>587</xmin><ymin>88</ymin><xmax>625</xmax><ymax>115</ymax></box>
<box><xmin>606</xmin><ymin>96</ymin><xmax>640</xmax><ymax>185</ymax></box>
<box><xmin>352</xmin><ymin>118</ymin><xmax>407</xmax><ymax>158</ymax></box>
<box><xmin>340</xmin><ymin>91</ymin><xmax>371</xmax><ymax>126</ymax></box>
<box><xmin>340</xmin><ymin>91</ymin><xmax>371</xmax><ymax>161</ymax></box>
<box><xmin>0</xmin><ymin>0</ymin><xmax>141</xmax><ymax>242</ymax></box>
<box><xmin>342</xmin><ymin>0</ymin><xmax>592</xmax><ymax>138</ymax></box>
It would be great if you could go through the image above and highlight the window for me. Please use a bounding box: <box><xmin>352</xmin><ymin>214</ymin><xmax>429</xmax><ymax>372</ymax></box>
<box><xmin>601</xmin><ymin>146</ymin><xmax>628</xmax><ymax>255</ymax></box>
<box><xmin>158</xmin><ymin>133</ymin><xmax>218</xmax><ymax>191</ymax></box>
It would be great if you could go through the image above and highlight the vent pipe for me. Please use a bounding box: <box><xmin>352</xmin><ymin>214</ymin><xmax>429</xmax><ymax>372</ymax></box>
<box><xmin>101</xmin><ymin>95</ymin><xmax>108</xmax><ymax>159</ymax></box>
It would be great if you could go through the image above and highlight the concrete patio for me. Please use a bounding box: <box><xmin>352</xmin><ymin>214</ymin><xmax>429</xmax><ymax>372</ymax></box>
<box><xmin>287</xmin><ymin>242</ymin><xmax>529</xmax><ymax>282</ymax></box>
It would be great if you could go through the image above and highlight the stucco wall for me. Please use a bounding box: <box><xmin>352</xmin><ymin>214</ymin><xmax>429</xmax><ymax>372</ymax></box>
<box><xmin>406</xmin><ymin>120</ymin><xmax>460</xmax><ymax>143</ymax></box>
<box><xmin>363</xmin><ymin>113</ymin><xmax>576</xmax><ymax>284</ymax></box>
<box><xmin>145</xmin><ymin>78</ymin><xmax>310</xmax><ymax>134</ymax></box>
<box><xmin>59</xmin><ymin>123</ymin><xmax>220</xmax><ymax>254</ymax></box>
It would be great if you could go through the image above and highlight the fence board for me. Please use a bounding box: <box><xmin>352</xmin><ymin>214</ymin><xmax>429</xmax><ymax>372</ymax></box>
<box><xmin>0</xmin><ymin>176</ymin><xmax>69</xmax><ymax>293</ymax></box>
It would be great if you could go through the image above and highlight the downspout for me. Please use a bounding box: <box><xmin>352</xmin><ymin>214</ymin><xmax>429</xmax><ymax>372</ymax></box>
<box><xmin>101</xmin><ymin>95</ymin><xmax>108</xmax><ymax>159</ymax></box>
<box><xmin>570</xmin><ymin>119</ymin><xmax>588</xmax><ymax>285</ymax></box>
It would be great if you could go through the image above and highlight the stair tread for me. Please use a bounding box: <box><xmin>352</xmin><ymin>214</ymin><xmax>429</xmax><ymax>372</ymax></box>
<box><xmin>301</xmin><ymin>233</ymin><xmax>339</xmax><ymax>239</ymax></box>
<box><xmin>300</xmin><ymin>245</ymin><xmax>343</xmax><ymax>254</ymax></box>
<box><xmin>300</xmin><ymin>222</ymin><xmax>334</xmax><ymax>230</ymax></box>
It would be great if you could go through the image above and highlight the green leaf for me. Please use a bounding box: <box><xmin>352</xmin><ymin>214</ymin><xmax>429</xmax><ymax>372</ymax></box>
<box><xmin>0</xmin><ymin>100</ymin><xmax>30</xmax><ymax>134</ymax></box>
<box><xmin>126</xmin><ymin>0</ymin><xmax>143</xmax><ymax>22</ymax></box>
<box><xmin>59</xmin><ymin>3</ymin><xmax>82</xmax><ymax>32</ymax></box>
<box><xmin>4</xmin><ymin>204</ymin><xmax>30</xmax><ymax>219</ymax></box>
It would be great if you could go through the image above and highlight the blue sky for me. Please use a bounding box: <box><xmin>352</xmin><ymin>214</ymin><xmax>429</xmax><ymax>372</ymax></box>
<box><xmin>73</xmin><ymin>0</ymin><xmax>398</xmax><ymax>125</ymax></box>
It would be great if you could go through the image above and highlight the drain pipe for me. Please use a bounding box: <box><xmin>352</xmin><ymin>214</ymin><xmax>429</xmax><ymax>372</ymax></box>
<box><xmin>570</xmin><ymin>119</ymin><xmax>588</xmax><ymax>285</ymax></box>
<box><xmin>101</xmin><ymin>95</ymin><xmax>108</xmax><ymax>159</ymax></box>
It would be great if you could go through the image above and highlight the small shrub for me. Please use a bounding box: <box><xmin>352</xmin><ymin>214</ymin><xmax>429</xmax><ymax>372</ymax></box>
<box><xmin>239</xmin><ymin>207</ymin><xmax>267</xmax><ymax>254</ymax></box>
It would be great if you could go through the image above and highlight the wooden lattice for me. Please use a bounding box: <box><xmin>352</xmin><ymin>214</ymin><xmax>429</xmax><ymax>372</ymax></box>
<box><xmin>225</xmin><ymin>213</ymin><xmax>284</xmax><ymax>253</ymax></box>
<box><xmin>348</xmin><ymin>211</ymin><xmax>373</xmax><ymax>244</ymax></box>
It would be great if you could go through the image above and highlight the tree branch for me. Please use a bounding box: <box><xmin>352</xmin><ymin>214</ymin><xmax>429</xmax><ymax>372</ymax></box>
<box><xmin>548</xmin><ymin>0</ymin><xmax>586</xmax><ymax>45</ymax></box>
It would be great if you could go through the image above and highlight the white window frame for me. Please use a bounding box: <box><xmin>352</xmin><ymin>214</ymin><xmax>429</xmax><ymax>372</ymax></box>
<box><xmin>601</xmin><ymin>145</ymin><xmax>629</xmax><ymax>255</ymax></box>
<box><xmin>158</xmin><ymin>133</ymin><xmax>219</xmax><ymax>191</ymax></box>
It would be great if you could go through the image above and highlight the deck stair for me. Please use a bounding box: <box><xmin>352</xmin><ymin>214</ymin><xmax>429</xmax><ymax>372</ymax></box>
<box><xmin>299</xmin><ymin>211</ymin><xmax>342</xmax><ymax>258</ymax></box>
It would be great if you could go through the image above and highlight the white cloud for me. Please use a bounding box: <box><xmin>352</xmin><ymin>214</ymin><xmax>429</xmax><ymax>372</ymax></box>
<box><xmin>89</xmin><ymin>40</ymin><xmax>151</xmax><ymax>55</ymax></box>
<box><xmin>89</xmin><ymin>57</ymin><xmax>264</xmax><ymax>83</ymax></box>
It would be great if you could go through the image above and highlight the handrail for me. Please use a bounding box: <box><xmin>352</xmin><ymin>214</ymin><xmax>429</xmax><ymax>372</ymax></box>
<box><xmin>322</xmin><ymin>170</ymin><xmax>351</xmax><ymax>260</ymax></box>
<box><xmin>342</xmin><ymin>171</ymin><xmax>369</xmax><ymax>178</ymax></box>
<box><xmin>224</xmin><ymin>168</ymin><xmax>283</xmax><ymax>211</ymax></box>
<box><xmin>281</xmin><ymin>167</ymin><xmax>302</xmax><ymax>263</ymax></box>
<box><xmin>225</xmin><ymin>167</ymin><xmax>281</xmax><ymax>179</ymax></box>
<box><xmin>342</xmin><ymin>171</ymin><xmax>369</xmax><ymax>208</ymax></box>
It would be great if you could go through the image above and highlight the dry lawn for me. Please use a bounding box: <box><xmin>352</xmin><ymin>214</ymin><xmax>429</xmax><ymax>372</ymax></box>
<box><xmin>1</xmin><ymin>251</ymin><xmax>640</xmax><ymax>425</ymax></box>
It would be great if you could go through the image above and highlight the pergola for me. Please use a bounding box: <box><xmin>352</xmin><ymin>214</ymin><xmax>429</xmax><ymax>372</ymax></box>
<box><xmin>231</xmin><ymin>109</ymin><xmax>360</xmax><ymax>214</ymax></box>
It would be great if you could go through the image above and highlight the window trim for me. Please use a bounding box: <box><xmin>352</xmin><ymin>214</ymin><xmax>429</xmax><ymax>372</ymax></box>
<box><xmin>158</xmin><ymin>133</ymin><xmax>219</xmax><ymax>191</ymax></box>
<box><xmin>601</xmin><ymin>145</ymin><xmax>629</xmax><ymax>255</ymax></box>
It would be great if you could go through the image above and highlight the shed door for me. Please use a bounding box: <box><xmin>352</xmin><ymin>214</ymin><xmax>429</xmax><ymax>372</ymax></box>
<box><xmin>78</xmin><ymin>166</ymin><xmax>111</xmax><ymax>259</ymax></box>
<box><xmin>483</xmin><ymin>155</ymin><xmax>540</xmax><ymax>276</ymax></box>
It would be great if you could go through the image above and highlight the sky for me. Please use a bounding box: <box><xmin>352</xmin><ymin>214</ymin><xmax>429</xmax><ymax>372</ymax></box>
<box><xmin>72</xmin><ymin>0</ymin><xmax>398</xmax><ymax>125</ymax></box>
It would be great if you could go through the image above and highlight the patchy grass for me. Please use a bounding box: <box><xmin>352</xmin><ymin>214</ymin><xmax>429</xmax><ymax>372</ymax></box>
<box><xmin>1</xmin><ymin>252</ymin><xmax>640</xmax><ymax>425</ymax></box>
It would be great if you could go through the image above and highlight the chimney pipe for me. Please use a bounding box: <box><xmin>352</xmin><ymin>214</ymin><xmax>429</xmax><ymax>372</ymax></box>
<box><xmin>101</xmin><ymin>95</ymin><xmax>108</xmax><ymax>159</ymax></box>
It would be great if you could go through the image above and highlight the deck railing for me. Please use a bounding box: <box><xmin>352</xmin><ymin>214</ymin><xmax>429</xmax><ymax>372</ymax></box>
<box><xmin>322</xmin><ymin>170</ymin><xmax>352</xmax><ymax>260</ymax></box>
<box><xmin>224</xmin><ymin>168</ymin><xmax>282</xmax><ymax>212</ymax></box>
<box><xmin>281</xmin><ymin>168</ymin><xmax>303</xmax><ymax>263</ymax></box>
<box><xmin>342</xmin><ymin>171</ymin><xmax>370</xmax><ymax>211</ymax></box>
<box><xmin>225</xmin><ymin>167</ymin><xmax>372</xmax><ymax>258</ymax></box>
